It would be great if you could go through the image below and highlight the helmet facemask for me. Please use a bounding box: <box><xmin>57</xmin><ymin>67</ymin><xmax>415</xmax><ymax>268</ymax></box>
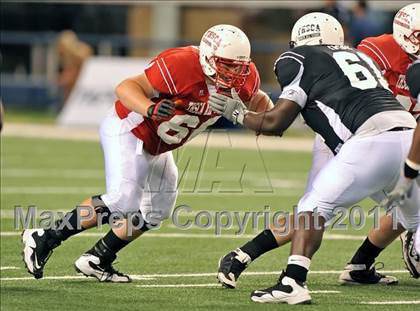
<box><xmin>208</xmin><ymin>55</ymin><xmax>251</xmax><ymax>93</ymax></box>
<box><xmin>405</xmin><ymin>30</ymin><xmax>420</xmax><ymax>54</ymax></box>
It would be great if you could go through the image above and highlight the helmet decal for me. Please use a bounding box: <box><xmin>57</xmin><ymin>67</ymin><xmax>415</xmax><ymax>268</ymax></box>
<box><xmin>393</xmin><ymin>4</ymin><xmax>420</xmax><ymax>55</ymax></box>
<box><xmin>291</xmin><ymin>13</ymin><xmax>344</xmax><ymax>47</ymax></box>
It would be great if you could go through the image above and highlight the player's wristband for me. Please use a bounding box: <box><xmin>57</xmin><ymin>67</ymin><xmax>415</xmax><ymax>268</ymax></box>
<box><xmin>404</xmin><ymin>159</ymin><xmax>420</xmax><ymax>179</ymax></box>
<box><xmin>146</xmin><ymin>104</ymin><xmax>156</xmax><ymax>118</ymax></box>
<box><xmin>147</xmin><ymin>104</ymin><xmax>156</xmax><ymax>118</ymax></box>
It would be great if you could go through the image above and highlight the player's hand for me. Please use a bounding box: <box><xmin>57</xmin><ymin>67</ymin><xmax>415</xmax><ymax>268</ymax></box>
<box><xmin>208</xmin><ymin>89</ymin><xmax>248</xmax><ymax>125</ymax></box>
<box><xmin>147</xmin><ymin>99</ymin><xmax>176</xmax><ymax>120</ymax></box>
<box><xmin>380</xmin><ymin>177</ymin><xmax>416</xmax><ymax>209</ymax></box>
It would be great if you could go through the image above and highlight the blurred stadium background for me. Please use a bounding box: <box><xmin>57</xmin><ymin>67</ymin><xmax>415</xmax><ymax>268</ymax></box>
<box><xmin>0</xmin><ymin>0</ymin><xmax>413</xmax><ymax>127</ymax></box>
<box><xmin>1</xmin><ymin>2</ymin><xmax>420</xmax><ymax>310</ymax></box>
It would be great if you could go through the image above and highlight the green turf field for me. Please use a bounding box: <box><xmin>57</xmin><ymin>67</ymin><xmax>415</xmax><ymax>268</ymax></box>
<box><xmin>1</xmin><ymin>135</ymin><xmax>419</xmax><ymax>310</ymax></box>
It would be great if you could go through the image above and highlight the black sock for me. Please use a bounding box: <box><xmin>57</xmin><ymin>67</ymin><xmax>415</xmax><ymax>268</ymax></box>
<box><xmin>46</xmin><ymin>208</ymin><xmax>85</xmax><ymax>243</ymax></box>
<box><xmin>240</xmin><ymin>229</ymin><xmax>279</xmax><ymax>261</ymax></box>
<box><xmin>88</xmin><ymin>230</ymin><xmax>131</xmax><ymax>264</ymax></box>
<box><xmin>285</xmin><ymin>264</ymin><xmax>308</xmax><ymax>283</ymax></box>
<box><xmin>350</xmin><ymin>237</ymin><xmax>384</xmax><ymax>267</ymax></box>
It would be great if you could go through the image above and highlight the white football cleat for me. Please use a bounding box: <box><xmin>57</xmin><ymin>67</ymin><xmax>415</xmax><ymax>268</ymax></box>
<box><xmin>250</xmin><ymin>272</ymin><xmax>311</xmax><ymax>305</ymax></box>
<box><xmin>74</xmin><ymin>253</ymin><xmax>131</xmax><ymax>283</ymax></box>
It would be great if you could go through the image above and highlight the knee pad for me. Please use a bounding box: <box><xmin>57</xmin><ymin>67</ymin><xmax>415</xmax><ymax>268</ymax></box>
<box><xmin>92</xmin><ymin>195</ymin><xmax>111</xmax><ymax>225</ymax></box>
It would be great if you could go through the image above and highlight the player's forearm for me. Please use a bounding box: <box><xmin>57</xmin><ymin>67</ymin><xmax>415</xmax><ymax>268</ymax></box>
<box><xmin>247</xmin><ymin>90</ymin><xmax>274</xmax><ymax>112</ymax></box>
<box><xmin>115</xmin><ymin>79</ymin><xmax>155</xmax><ymax>116</ymax></box>
<box><xmin>243</xmin><ymin>111</ymin><xmax>285</xmax><ymax>135</ymax></box>
<box><xmin>242</xmin><ymin>99</ymin><xmax>300</xmax><ymax>135</ymax></box>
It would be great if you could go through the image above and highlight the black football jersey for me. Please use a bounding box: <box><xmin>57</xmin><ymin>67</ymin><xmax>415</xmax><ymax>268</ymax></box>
<box><xmin>274</xmin><ymin>45</ymin><xmax>407</xmax><ymax>154</ymax></box>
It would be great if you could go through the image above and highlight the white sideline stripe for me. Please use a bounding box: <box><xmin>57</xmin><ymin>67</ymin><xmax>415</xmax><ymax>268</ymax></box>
<box><xmin>0</xmin><ymin>266</ymin><xmax>20</xmax><ymax>270</ymax></box>
<box><xmin>361</xmin><ymin>301</ymin><xmax>420</xmax><ymax>305</ymax></box>
<box><xmin>0</xmin><ymin>231</ymin><xmax>365</xmax><ymax>240</ymax></box>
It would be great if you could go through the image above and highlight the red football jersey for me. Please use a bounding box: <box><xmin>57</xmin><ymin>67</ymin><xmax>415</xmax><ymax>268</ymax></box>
<box><xmin>115</xmin><ymin>46</ymin><xmax>260</xmax><ymax>155</ymax></box>
<box><xmin>357</xmin><ymin>34</ymin><xmax>419</xmax><ymax>118</ymax></box>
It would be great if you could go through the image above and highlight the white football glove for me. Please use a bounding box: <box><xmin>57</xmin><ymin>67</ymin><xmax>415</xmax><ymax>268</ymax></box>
<box><xmin>381</xmin><ymin>177</ymin><xmax>418</xmax><ymax>209</ymax></box>
<box><xmin>208</xmin><ymin>89</ymin><xmax>248</xmax><ymax>125</ymax></box>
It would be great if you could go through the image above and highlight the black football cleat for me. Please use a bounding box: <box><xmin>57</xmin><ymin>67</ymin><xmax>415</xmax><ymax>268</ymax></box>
<box><xmin>217</xmin><ymin>248</ymin><xmax>251</xmax><ymax>288</ymax></box>
<box><xmin>339</xmin><ymin>262</ymin><xmax>398</xmax><ymax>285</ymax></box>
<box><xmin>22</xmin><ymin>229</ymin><xmax>59</xmax><ymax>279</ymax></box>
<box><xmin>401</xmin><ymin>231</ymin><xmax>420</xmax><ymax>278</ymax></box>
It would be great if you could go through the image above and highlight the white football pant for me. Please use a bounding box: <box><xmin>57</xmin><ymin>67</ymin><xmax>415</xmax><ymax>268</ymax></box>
<box><xmin>99</xmin><ymin>110</ymin><xmax>178</xmax><ymax>226</ymax></box>
<box><xmin>299</xmin><ymin>132</ymin><xmax>419</xmax><ymax>231</ymax></box>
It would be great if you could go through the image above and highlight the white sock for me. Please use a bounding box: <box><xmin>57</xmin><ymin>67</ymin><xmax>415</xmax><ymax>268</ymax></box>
<box><xmin>287</xmin><ymin>255</ymin><xmax>311</xmax><ymax>270</ymax></box>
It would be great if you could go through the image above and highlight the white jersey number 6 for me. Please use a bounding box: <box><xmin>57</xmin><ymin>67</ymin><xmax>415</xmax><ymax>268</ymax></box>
<box><xmin>333</xmin><ymin>51</ymin><xmax>389</xmax><ymax>90</ymax></box>
<box><xmin>157</xmin><ymin>114</ymin><xmax>220</xmax><ymax>145</ymax></box>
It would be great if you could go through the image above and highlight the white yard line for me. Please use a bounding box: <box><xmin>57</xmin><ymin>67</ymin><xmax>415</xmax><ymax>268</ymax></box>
<box><xmin>1</xmin><ymin>209</ymin><xmax>287</xmax><ymax>219</ymax></box>
<box><xmin>134</xmin><ymin>284</ymin><xmax>340</xmax><ymax>293</ymax></box>
<box><xmin>0</xmin><ymin>266</ymin><xmax>20</xmax><ymax>270</ymax></box>
<box><xmin>1</xmin><ymin>186</ymin><xmax>302</xmax><ymax>195</ymax></box>
<box><xmin>2</xmin><ymin>123</ymin><xmax>313</xmax><ymax>152</ymax></box>
<box><xmin>0</xmin><ymin>269</ymin><xmax>408</xmax><ymax>281</ymax></box>
<box><xmin>135</xmin><ymin>283</ymin><xmax>219</xmax><ymax>288</ymax></box>
<box><xmin>133</xmin><ymin>270</ymin><xmax>408</xmax><ymax>278</ymax></box>
<box><xmin>0</xmin><ymin>231</ymin><xmax>365</xmax><ymax>240</ymax></box>
<box><xmin>1</xmin><ymin>169</ymin><xmax>304</xmax><ymax>179</ymax></box>
<box><xmin>1</xmin><ymin>275</ymin><xmax>155</xmax><ymax>281</ymax></box>
<box><xmin>1</xmin><ymin>187</ymin><xmax>105</xmax><ymax>194</ymax></box>
<box><xmin>309</xmin><ymin>290</ymin><xmax>341</xmax><ymax>294</ymax></box>
<box><xmin>361</xmin><ymin>301</ymin><xmax>420</xmax><ymax>305</ymax></box>
<box><xmin>1</xmin><ymin>169</ymin><xmax>104</xmax><ymax>178</ymax></box>
<box><xmin>0</xmin><ymin>274</ymin><xmax>342</xmax><ymax>294</ymax></box>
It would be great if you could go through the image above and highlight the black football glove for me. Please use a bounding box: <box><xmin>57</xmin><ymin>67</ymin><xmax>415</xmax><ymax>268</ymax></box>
<box><xmin>147</xmin><ymin>99</ymin><xmax>176</xmax><ymax>120</ymax></box>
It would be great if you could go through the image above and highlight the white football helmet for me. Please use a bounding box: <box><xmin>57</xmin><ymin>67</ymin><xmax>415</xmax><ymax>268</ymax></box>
<box><xmin>199</xmin><ymin>24</ymin><xmax>251</xmax><ymax>91</ymax></box>
<box><xmin>290</xmin><ymin>12</ymin><xmax>344</xmax><ymax>48</ymax></box>
<box><xmin>393</xmin><ymin>3</ymin><xmax>420</xmax><ymax>55</ymax></box>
